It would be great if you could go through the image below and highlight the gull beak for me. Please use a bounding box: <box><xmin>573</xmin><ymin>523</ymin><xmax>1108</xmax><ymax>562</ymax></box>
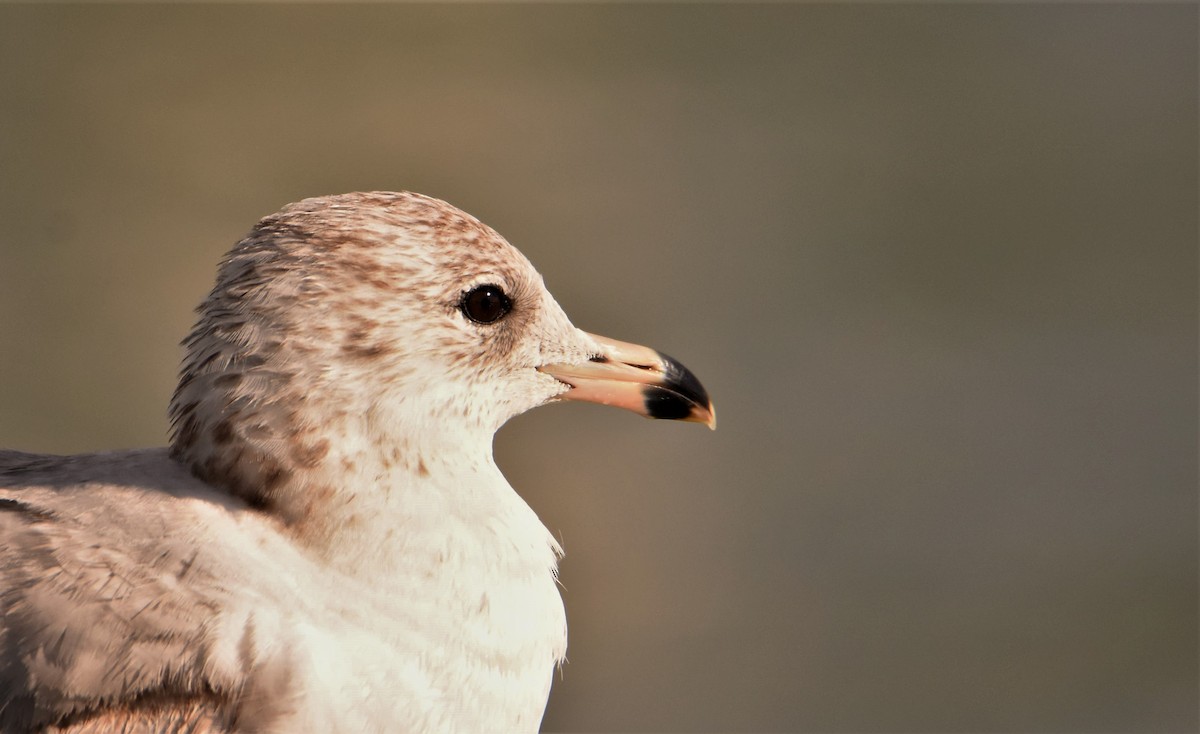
<box><xmin>538</xmin><ymin>332</ymin><xmax>716</xmax><ymax>429</ymax></box>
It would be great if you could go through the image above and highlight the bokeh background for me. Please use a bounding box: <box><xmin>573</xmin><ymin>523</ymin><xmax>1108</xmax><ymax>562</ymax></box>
<box><xmin>0</xmin><ymin>5</ymin><xmax>1195</xmax><ymax>732</ymax></box>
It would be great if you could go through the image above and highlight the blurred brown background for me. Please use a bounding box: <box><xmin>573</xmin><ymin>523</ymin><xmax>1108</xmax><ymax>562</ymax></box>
<box><xmin>0</xmin><ymin>5</ymin><xmax>1195</xmax><ymax>732</ymax></box>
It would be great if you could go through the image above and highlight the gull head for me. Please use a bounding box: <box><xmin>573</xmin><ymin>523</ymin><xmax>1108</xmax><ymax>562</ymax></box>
<box><xmin>168</xmin><ymin>192</ymin><xmax>713</xmax><ymax>528</ymax></box>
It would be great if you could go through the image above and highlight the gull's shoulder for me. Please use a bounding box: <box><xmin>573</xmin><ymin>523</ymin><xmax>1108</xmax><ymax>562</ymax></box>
<box><xmin>2</xmin><ymin>446</ymin><xmax>229</xmax><ymax>500</ymax></box>
<box><xmin>0</xmin><ymin>448</ymin><xmax>302</xmax><ymax>732</ymax></box>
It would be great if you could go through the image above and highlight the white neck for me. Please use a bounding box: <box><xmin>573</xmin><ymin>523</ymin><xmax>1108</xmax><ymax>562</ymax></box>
<box><xmin>306</xmin><ymin>455</ymin><xmax>563</xmax><ymax>584</ymax></box>
<box><xmin>281</xmin><ymin>409</ymin><xmax>561</xmax><ymax>583</ymax></box>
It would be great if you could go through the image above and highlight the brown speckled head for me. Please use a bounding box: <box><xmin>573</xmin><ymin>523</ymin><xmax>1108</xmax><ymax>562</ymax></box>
<box><xmin>168</xmin><ymin>191</ymin><xmax>714</xmax><ymax>545</ymax></box>
<box><xmin>168</xmin><ymin>192</ymin><xmax>590</xmax><ymax>524</ymax></box>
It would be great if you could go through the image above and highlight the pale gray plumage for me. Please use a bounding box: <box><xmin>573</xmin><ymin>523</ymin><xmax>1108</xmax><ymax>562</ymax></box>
<box><xmin>0</xmin><ymin>449</ymin><xmax>283</xmax><ymax>732</ymax></box>
<box><xmin>0</xmin><ymin>192</ymin><xmax>714</xmax><ymax>733</ymax></box>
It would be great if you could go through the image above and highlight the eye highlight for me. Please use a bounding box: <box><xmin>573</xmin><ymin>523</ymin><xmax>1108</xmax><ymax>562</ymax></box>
<box><xmin>461</xmin><ymin>284</ymin><xmax>512</xmax><ymax>324</ymax></box>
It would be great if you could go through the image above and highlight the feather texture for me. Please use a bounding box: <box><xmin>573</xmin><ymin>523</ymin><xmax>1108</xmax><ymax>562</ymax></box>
<box><xmin>0</xmin><ymin>192</ymin><xmax>709</xmax><ymax>733</ymax></box>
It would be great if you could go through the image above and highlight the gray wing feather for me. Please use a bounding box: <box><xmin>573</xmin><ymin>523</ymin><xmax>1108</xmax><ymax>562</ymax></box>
<box><xmin>0</xmin><ymin>449</ymin><xmax>275</xmax><ymax>733</ymax></box>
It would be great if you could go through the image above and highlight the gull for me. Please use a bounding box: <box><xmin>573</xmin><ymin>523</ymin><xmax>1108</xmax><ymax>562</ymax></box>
<box><xmin>0</xmin><ymin>192</ymin><xmax>714</xmax><ymax>733</ymax></box>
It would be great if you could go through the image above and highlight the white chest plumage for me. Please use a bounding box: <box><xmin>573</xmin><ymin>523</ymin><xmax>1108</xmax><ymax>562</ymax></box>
<box><xmin>209</xmin><ymin>464</ymin><xmax>568</xmax><ymax>734</ymax></box>
<box><xmin>267</xmin><ymin>563</ymin><xmax>566</xmax><ymax>733</ymax></box>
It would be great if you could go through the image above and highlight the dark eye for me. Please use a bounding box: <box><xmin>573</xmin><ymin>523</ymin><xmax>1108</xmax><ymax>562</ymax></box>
<box><xmin>461</xmin><ymin>284</ymin><xmax>512</xmax><ymax>324</ymax></box>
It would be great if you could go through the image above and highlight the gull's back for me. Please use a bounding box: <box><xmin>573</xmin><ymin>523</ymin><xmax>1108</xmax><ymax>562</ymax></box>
<box><xmin>0</xmin><ymin>449</ymin><xmax>291</xmax><ymax>732</ymax></box>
